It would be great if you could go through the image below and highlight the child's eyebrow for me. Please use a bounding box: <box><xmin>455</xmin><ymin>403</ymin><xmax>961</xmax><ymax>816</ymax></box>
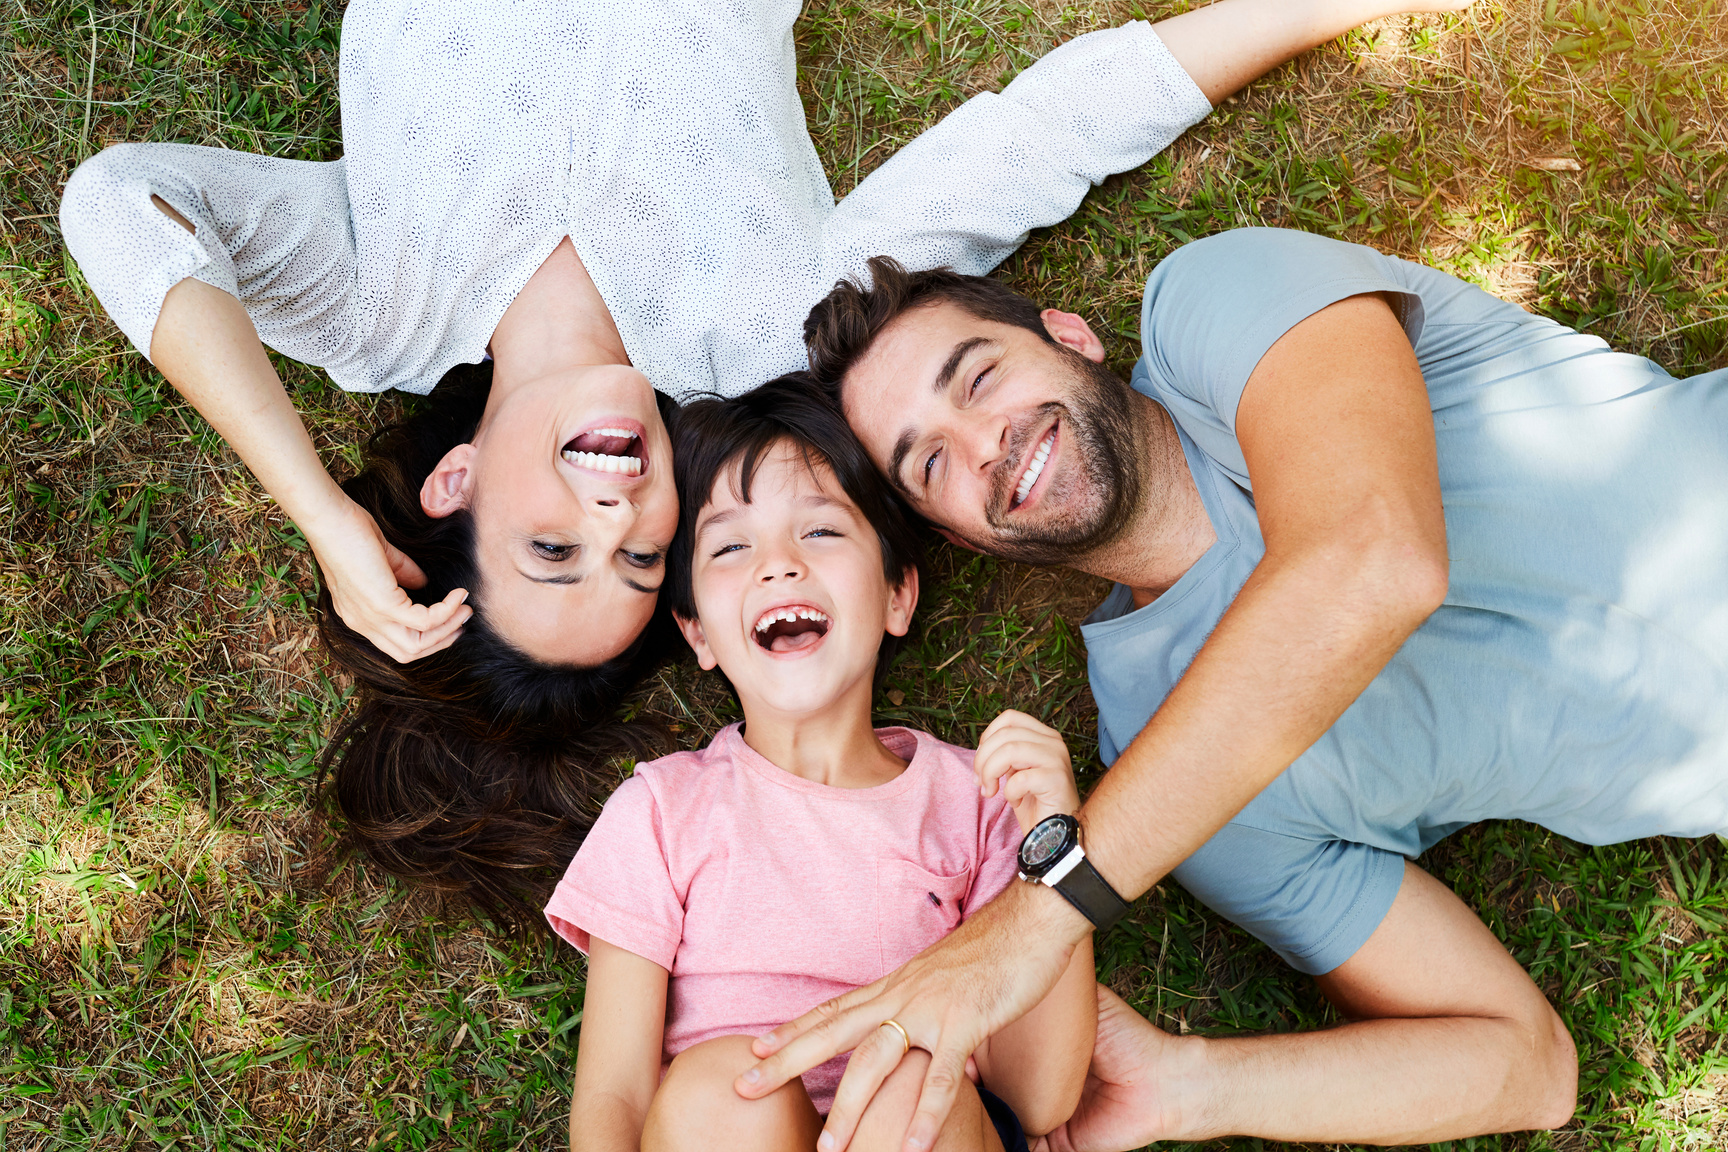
<box><xmin>694</xmin><ymin>507</ymin><xmax>740</xmax><ymax>539</ymax></box>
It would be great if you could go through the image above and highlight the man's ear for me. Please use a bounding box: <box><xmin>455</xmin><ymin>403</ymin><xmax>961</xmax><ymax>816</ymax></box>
<box><xmin>675</xmin><ymin>612</ymin><xmax>721</xmax><ymax>670</ymax></box>
<box><xmin>884</xmin><ymin>566</ymin><xmax>920</xmax><ymax>638</ymax></box>
<box><xmin>421</xmin><ymin>443</ymin><xmax>479</xmax><ymax>519</ymax></box>
<box><xmin>935</xmin><ymin>526</ymin><xmax>983</xmax><ymax>553</ymax></box>
<box><xmin>1041</xmin><ymin>309</ymin><xmax>1107</xmax><ymax>363</ymax></box>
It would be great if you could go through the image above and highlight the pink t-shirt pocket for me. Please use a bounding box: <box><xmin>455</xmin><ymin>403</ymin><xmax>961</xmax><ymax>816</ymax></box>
<box><xmin>877</xmin><ymin>858</ymin><xmax>971</xmax><ymax>975</ymax></box>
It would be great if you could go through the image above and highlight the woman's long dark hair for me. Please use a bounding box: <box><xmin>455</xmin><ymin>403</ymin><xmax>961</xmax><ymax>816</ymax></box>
<box><xmin>315</xmin><ymin>361</ymin><xmax>680</xmax><ymax>930</ymax></box>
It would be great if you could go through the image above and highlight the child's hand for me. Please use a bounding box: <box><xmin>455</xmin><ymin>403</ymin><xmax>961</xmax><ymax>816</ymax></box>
<box><xmin>975</xmin><ymin>710</ymin><xmax>1080</xmax><ymax>832</ymax></box>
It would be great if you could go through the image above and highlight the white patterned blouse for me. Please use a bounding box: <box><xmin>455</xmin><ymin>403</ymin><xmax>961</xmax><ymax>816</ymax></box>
<box><xmin>60</xmin><ymin>0</ymin><xmax>1211</xmax><ymax>401</ymax></box>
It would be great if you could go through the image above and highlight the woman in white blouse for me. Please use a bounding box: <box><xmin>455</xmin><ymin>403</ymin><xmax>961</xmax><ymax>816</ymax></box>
<box><xmin>61</xmin><ymin>0</ymin><xmax>1466</xmax><ymax>915</ymax></box>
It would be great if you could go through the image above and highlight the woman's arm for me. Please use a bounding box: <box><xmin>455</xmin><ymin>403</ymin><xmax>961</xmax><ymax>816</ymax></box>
<box><xmin>827</xmin><ymin>0</ymin><xmax>1472</xmax><ymax>282</ymax></box>
<box><xmin>570</xmin><ymin>937</ymin><xmax>671</xmax><ymax>1152</ymax></box>
<box><xmin>150</xmin><ymin>272</ymin><xmax>471</xmax><ymax>662</ymax></box>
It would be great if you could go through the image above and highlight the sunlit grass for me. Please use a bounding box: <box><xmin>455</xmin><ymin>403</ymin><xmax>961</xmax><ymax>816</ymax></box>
<box><xmin>2</xmin><ymin>1</ymin><xmax>1724</xmax><ymax>1148</ymax></box>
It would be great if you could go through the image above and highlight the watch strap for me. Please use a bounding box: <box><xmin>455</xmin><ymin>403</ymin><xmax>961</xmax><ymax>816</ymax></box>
<box><xmin>1047</xmin><ymin>851</ymin><xmax>1130</xmax><ymax>933</ymax></box>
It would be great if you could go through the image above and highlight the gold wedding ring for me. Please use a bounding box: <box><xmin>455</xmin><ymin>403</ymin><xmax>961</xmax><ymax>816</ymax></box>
<box><xmin>880</xmin><ymin>1018</ymin><xmax>912</xmax><ymax>1057</ymax></box>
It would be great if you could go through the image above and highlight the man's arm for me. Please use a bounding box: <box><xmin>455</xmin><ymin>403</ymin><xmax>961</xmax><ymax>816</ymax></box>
<box><xmin>1044</xmin><ymin>864</ymin><xmax>1577</xmax><ymax>1148</ymax></box>
<box><xmin>738</xmin><ymin>294</ymin><xmax>1450</xmax><ymax>1151</ymax></box>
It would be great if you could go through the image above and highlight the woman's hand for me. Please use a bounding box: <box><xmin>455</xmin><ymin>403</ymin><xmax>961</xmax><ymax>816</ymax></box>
<box><xmin>975</xmin><ymin>710</ymin><xmax>1081</xmax><ymax>832</ymax></box>
<box><xmin>307</xmin><ymin>497</ymin><xmax>472</xmax><ymax>663</ymax></box>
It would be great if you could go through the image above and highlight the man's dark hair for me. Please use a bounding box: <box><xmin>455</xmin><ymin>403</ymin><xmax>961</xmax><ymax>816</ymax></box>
<box><xmin>803</xmin><ymin>256</ymin><xmax>1054</xmax><ymax>401</ymax></box>
<box><xmin>668</xmin><ymin>372</ymin><xmax>927</xmax><ymax>691</ymax></box>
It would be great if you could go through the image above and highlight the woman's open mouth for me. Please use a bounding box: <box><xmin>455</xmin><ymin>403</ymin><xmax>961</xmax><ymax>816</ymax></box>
<box><xmin>752</xmin><ymin>605</ymin><xmax>832</xmax><ymax>654</ymax></box>
<box><xmin>563</xmin><ymin>424</ymin><xmax>646</xmax><ymax>476</ymax></box>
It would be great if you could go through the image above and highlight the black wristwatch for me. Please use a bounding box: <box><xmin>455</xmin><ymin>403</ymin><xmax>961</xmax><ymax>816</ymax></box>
<box><xmin>1017</xmin><ymin>814</ymin><xmax>1130</xmax><ymax>933</ymax></box>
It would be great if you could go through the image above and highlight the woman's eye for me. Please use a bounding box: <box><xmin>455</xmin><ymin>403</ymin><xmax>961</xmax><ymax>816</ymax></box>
<box><xmin>532</xmin><ymin>541</ymin><xmax>575</xmax><ymax>561</ymax></box>
<box><xmin>622</xmin><ymin>550</ymin><xmax>662</xmax><ymax>568</ymax></box>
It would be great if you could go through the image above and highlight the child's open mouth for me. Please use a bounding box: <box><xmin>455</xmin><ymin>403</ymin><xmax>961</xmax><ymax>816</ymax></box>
<box><xmin>752</xmin><ymin>606</ymin><xmax>832</xmax><ymax>653</ymax></box>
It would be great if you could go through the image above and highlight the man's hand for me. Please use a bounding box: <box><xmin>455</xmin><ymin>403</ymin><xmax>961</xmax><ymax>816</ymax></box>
<box><xmin>1034</xmin><ymin>985</ymin><xmax>1200</xmax><ymax>1152</ymax></box>
<box><xmin>975</xmin><ymin>710</ymin><xmax>1080</xmax><ymax>832</ymax></box>
<box><xmin>737</xmin><ymin>882</ymin><xmax>1092</xmax><ymax>1152</ymax></box>
<box><xmin>309</xmin><ymin>497</ymin><xmax>472</xmax><ymax>663</ymax></box>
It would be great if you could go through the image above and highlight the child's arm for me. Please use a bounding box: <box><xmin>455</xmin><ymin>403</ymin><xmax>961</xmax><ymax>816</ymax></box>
<box><xmin>968</xmin><ymin>711</ymin><xmax>1099</xmax><ymax>1136</ymax></box>
<box><xmin>569</xmin><ymin>937</ymin><xmax>670</xmax><ymax>1152</ymax></box>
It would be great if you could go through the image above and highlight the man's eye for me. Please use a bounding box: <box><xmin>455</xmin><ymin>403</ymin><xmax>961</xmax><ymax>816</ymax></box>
<box><xmin>923</xmin><ymin>449</ymin><xmax>940</xmax><ymax>487</ymax></box>
<box><xmin>622</xmin><ymin>550</ymin><xmax>662</xmax><ymax>568</ymax></box>
<box><xmin>532</xmin><ymin>541</ymin><xmax>575</xmax><ymax>560</ymax></box>
<box><xmin>970</xmin><ymin>369</ymin><xmax>987</xmax><ymax>398</ymax></box>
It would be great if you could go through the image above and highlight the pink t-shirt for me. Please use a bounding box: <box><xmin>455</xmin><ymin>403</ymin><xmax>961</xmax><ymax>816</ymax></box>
<box><xmin>545</xmin><ymin>724</ymin><xmax>1022</xmax><ymax>1113</ymax></box>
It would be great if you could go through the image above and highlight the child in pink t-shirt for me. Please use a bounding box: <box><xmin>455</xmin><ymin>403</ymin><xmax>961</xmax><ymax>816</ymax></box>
<box><xmin>549</xmin><ymin>378</ymin><xmax>1096</xmax><ymax>1152</ymax></box>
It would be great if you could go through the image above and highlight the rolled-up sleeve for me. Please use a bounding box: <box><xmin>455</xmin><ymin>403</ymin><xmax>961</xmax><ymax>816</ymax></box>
<box><xmin>60</xmin><ymin>142</ymin><xmax>358</xmax><ymax>372</ymax></box>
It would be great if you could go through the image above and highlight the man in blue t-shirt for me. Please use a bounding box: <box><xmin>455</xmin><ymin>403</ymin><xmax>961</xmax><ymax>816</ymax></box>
<box><xmin>735</xmin><ymin>228</ymin><xmax>1728</xmax><ymax>1148</ymax></box>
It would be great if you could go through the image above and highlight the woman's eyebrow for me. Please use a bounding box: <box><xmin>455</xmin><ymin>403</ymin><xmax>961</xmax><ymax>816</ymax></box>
<box><xmin>517</xmin><ymin>569</ymin><xmax>585</xmax><ymax>586</ymax></box>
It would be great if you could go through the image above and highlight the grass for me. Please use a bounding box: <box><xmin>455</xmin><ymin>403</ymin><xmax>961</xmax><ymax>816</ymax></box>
<box><xmin>2</xmin><ymin>0</ymin><xmax>1726</xmax><ymax>1148</ymax></box>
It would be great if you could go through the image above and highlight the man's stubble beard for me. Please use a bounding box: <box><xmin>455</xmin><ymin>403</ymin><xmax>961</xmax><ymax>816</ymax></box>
<box><xmin>966</xmin><ymin>348</ymin><xmax>1145</xmax><ymax>568</ymax></box>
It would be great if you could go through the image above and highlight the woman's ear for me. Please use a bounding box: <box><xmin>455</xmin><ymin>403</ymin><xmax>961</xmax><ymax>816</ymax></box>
<box><xmin>884</xmin><ymin>565</ymin><xmax>920</xmax><ymax>638</ymax></box>
<box><xmin>675</xmin><ymin>612</ymin><xmax>721</xmax><ymax>670</ymax></box>
<box><xmin>1040</xmin><ymin>308</ymin><xmax>1107</xmax><ymax>363</ymax></box>
<box><xmin>421</xmin><ymin>443</ymin><xmax>478</xmax><ymax>518</ymax></box>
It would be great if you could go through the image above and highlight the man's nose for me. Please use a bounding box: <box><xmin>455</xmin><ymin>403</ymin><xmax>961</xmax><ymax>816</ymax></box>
<box><xmin>961</xmin><ymin>410</ymin><xmax>1013</xmax><ymax>474</ymax></box>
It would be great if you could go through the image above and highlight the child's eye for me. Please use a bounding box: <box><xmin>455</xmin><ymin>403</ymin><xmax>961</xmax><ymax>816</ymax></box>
<box><xmin>804</xmin><ymin>527</ymin><xmax>841</xmax><ymax>539</ymax></box>
<box><xmin>710</xmin><ymin>542</ymin><xmax>746</xmax><ymax>558</ymax></box>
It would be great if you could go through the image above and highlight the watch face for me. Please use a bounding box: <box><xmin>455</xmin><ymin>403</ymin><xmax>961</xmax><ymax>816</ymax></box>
<box><xmin>1019</xmin><ymin>815</ymin><xmax>1074</xmax><ymax>874</ymax></box>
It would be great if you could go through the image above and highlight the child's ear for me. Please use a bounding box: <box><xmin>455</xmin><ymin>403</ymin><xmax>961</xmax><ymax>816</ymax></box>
<box><xmin>674</xmin><ymin>612</ymin><xmax>721</xmax><ymax>670</ymax></box>
<box><xmin>884</xmin><ymin>566</ymin><xmax>920</xmax><ymax>638</ymax></box>
<box><xmin>421</xmin><ymin>443</ymin><xmax>478</xmax><ymax>518</ymax></box>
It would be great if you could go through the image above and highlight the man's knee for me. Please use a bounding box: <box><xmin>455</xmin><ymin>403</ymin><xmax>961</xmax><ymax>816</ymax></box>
<box><xmin>643</xmin><ymin>1035</ymin><xmax>821</xmax><ymax>1152</ymax></box>
<box><xmin>1531</xmin><ymin>1010</ymin><xmax>1579</xmax><ymax>1130</ymax></box>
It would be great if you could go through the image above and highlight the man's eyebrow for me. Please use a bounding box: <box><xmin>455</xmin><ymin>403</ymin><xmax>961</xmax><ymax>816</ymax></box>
<box><xmin>935</xmin><ymin>337</ymin><xmax>992</xmax><ymax>396</ymax></box>
<box><xmin>887</xmin><ymin>428</ymin><xmax>918</xmax><ymax>497</ymax></box>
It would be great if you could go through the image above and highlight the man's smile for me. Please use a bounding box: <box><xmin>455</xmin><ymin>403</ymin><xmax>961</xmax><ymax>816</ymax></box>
<box><xmin>1009</xmin><ymin>419</ymin><xmax>1060</xmax><ymax>512</ymax></box>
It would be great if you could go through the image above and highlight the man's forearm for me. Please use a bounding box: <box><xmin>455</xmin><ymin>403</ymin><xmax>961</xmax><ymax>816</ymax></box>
<box><xmin>1081</xmin><ymin>527</ymin><xmax>1441</xmax><ymax>898</ymax></box>
<box><xmin>1166</xmin><ymin>1012</ymin><xmax>1575</xmax><ymax>1143</ymax></box>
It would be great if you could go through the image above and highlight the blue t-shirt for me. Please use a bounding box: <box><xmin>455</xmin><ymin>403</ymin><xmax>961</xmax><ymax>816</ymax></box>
<box><xmin>1081</xmin><ymin>228</ymin><xmax>1728</xmax><ymax>976</ymax></box>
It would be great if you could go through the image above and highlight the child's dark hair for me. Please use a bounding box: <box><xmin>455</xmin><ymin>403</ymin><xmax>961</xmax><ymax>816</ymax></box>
<box><xmin>667</xmin><ymin>372</ymin><xmax>927</xmax><ymax>690</ymax></box>
<box><xmin>315</xmin><ymin>360</ymin><xmax>681</xmax><ymax>931</ymax></box>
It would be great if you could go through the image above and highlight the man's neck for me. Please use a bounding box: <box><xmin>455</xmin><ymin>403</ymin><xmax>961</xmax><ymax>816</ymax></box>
<box><xmin>489</xmin><ymin>238</ymin><xmax>631</xmax><ymax>392</ymax></box>
<box><xmin>737</xmin><ymin>678</ymin><xmax>908</xmax><ymax>789</ymax></box>
<box><xmin>1076</xmin><ymin>396</ymin><xmax>1216</xmax><ymax>608</ymax></box>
